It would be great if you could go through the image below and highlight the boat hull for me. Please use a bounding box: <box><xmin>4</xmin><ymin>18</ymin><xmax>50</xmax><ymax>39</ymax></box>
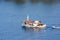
<box><xmin>22</xmin><ymin>24</ymin><xmax>46</xmax><ymax>29</ymax></box>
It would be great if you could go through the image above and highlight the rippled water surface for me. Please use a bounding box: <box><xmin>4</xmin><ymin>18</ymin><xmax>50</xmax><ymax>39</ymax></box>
<box><xmin>0</xmin><ymin>1</ymin><xmax>60</xmax><ymax>40</ymax></box>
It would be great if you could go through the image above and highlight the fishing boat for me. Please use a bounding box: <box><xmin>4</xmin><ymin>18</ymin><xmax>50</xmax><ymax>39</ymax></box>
<box><xmin>22</xmin><ymin>16</ymin><xmax>46</xmax><ymax>29</ymax></box>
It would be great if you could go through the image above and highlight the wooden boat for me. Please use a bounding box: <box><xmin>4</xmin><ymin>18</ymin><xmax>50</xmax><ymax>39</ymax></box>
<box><xmin>22</xmin><ymin>16</ymin><xmax>46</xmax><ymax>29</ymax></box>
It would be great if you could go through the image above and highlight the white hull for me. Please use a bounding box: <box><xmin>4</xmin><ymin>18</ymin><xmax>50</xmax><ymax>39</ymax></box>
<box><xmin>23</xmin><ymin>24</ymin><xmax>46</xmax><ymax>29</ymax></box>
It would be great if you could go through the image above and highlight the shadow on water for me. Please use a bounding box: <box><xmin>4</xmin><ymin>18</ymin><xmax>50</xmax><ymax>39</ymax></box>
<box><xmin>15</xmin><ymin>0</ymin><xmax>25</xmax><ymax>4</ymax></box>
<box><xmin>30</xmin><ymin>0</ymin><xmax>40</xmax><ymax>3</ymax></box>
<box><xmin>4</xmin><ymin>0</ymin><xmax>25</xmax><ymax>4</ymax></box>
<box><xmin>3</xmin><ymin>0</ymin><xmax>60</xmax><ymax>4</ymax></box>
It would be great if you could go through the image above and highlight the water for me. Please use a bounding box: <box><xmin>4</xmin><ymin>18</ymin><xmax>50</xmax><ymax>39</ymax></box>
<box><xmin>0</xmin><ymin>1</ymin><xmax>60</xmax><ymax>40</ymax></box>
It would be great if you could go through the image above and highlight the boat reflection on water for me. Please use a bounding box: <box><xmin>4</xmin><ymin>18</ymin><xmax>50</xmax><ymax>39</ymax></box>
<box><xmin>22</xmin><ymin>26</ymin><xmax>45</xmax><ymax>32</ymax></box>
<box><xmin>32</xmin><ymin>28</ymin><xmax>40</xmax><ymax>32</ymax></box>
<box><xmin>22</xmin><ymin>26</ymin><xmax>32</xmax><ymax>32</ymax></box>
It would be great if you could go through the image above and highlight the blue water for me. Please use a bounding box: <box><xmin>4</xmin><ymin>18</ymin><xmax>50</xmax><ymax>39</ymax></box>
<box><xmin>0</xmin><ymin>1</ymin><xmax>60</xmax><ymax>40</ymax></box>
